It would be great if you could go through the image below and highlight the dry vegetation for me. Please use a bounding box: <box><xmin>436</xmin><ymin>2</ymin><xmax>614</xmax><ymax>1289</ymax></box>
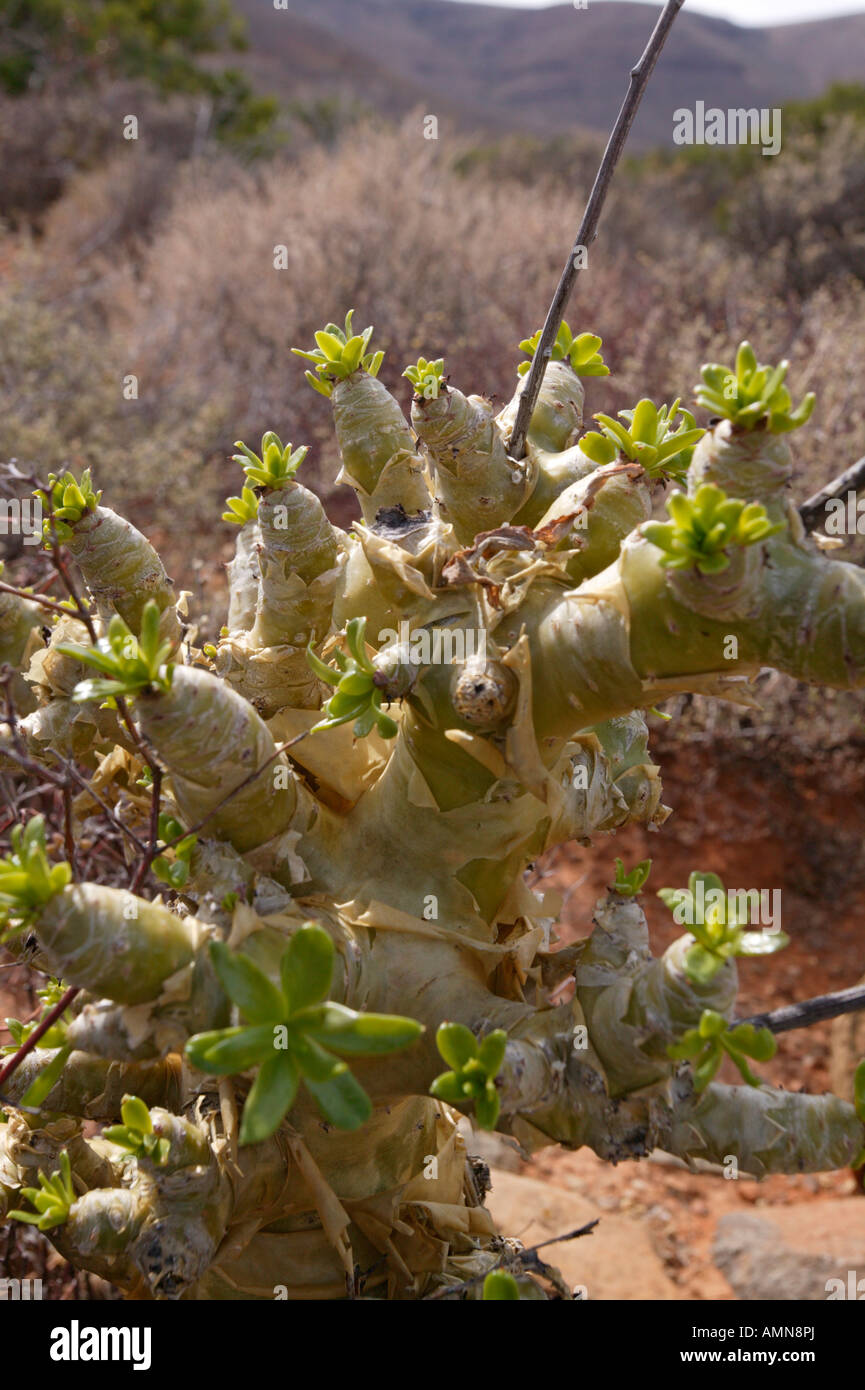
<box><xmin>2</xmin><ymin>109</ymin><xmax>865</xmax><ymax>750</ymax></box>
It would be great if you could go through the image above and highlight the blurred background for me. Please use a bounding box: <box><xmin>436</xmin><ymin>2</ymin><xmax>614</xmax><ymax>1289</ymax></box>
<box><xmin>2</xmin><ymin>0</ymin><xmax>865</xmax><ymax>1299</ymax></box>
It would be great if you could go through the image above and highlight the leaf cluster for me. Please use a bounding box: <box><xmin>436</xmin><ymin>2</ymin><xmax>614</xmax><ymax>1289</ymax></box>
<box><xmin>293</xmin><ymin>310</ymin><xmax>384</xmax><ymax>398</ymax></box>
<box><xmin>230</xmin><ymin>432</ymin><xmax>308</xmax><ymax>492</ymax></box>
<box><xmin>695</xmin><ymin>342</ymin><xmax>815</xmax><ymax>433</ymax></box>
<box><xmin>430</xmin><ymin>1022</ymin><xmax>507</xmax><ymax>1130</ymax></box>
<box><xmin>307</xmin><ymin>617</ymin><xmax>398</xmax><ymax>740</ymax></box>
<box><xmin>517</xmin><ymin>322</ymin><xmax>608</xmax><ymax>378</ymax></box>
<box><xmin>9</xmin><ymin>1150</ymin><xmax>75</xmax><ymax>1232</ymax></box>
<box><xmin>642</xmin><ymin>484</ymin><xmax>784</xmax><ymax>574</ymax></box>
<box><xmin>35</xmin><ymin>469</ymin><xmax>101</xmax><ymax>543</ymax></box>
<box><xmin>103</xmin><ymin>1094</ymin><xmax>171</xmax><ymax>1165</ymax></box>
<box><xmin>403</xmin><ymin>356</ymin><xmax>445</xmax><ymax>400</ymax></box>
<box><xmin>581</xmin><ymin>399</ymin><xmax>704</xmax><ymax>481</ymax></box>
<box><xmin>3</xmin><ymin>978</ymin><xmax>69</xmax><ymax>1056</ymax></box>
<box><xmin>152</xmin><ymin>812</ymin><xmax>197</xmax><ymax>890</ymax></box>
<box><xmin>185</xmin><ymin>924</ymin><xmax>423</xmax><ymax>1144</ymax></box>
<box><xmin>667</xmin><ymin>1009</ymin><xmax>777</xmax><ymax>1090</ymax></box>
<box><xmin>56</xmin><ymin>600</ymin><xmax>174</xmax><ymax>702</ymax></box>
<box><xmin>658</xmin><ymin>870</ymin><xmax>789</xmax><ymax>985</ymax></box>
<box><xmin>0</xmin><ymin>816</ymin><xmax>71</xmax><ymax>937</ymax></box>
<box><xmin>612</xmin><ymin>857</ymin><xmax>652</xmax><ymax>897</ymax></box>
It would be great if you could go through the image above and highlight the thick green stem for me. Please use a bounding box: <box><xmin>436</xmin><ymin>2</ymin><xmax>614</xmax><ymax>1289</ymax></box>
<box><xmin>215</xmin><ymin>485</ymin><xmax>342</xmax><ymax>716</ymax></box>
<box><xmin>331</xmin><ymin>374</ymin><xmax>431</xmax><ymax>522</ymax></box>
<box><xmin>411</xmin><ymin>387</ymin><xmax>529</xmax><ymax>544</ymax></box>
<box><xmin>33</xmin><ymin>883</ymin><xmax>210</xmax><ymax>1004</ymax></box>
<box><xmin>65</xmin><ymin>506</ymin><xmax>181</xmax><ymax>648</ymax></box>
<box><xmin>135</xmin><ymin>666</ymin><xmax>303</xmax><ymax>852</ymax></box>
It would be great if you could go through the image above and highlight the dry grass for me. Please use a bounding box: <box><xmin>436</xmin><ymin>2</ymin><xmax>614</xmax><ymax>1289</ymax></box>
<box><xmin>1</xmin><ymin>115</ymin><xmax>864</xmax><ymax>744</ymax></box>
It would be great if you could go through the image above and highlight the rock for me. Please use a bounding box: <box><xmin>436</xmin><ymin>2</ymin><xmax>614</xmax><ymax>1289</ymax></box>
<box><xmin>463</xmin><ymin>1125</ymin><xmax>523</xmax><ymax>1173</ymax></box>
<box><xmin>486</xmin><ymin>1169</ymin><xmax>682</xmax><ymax>1299</ymax></box>
<box><xmin>713</xmin><ymin>1200</ymin><xmax>865</xmax><ymax>1300</ymax></box>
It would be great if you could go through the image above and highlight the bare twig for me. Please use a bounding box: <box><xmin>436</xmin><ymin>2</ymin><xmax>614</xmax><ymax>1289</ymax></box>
<box><xmin>799</xmin><ymin>453</ymin><xmax>865</xmax><ymax>533</ymax></box>
<box><xmin>129</xmin><ymin>763</ymin><xmax>163</xmax><ymax>895</ymax></box>
<box><xmin>0</xmin><ymin>984</ymin><xmax>79</xmax><ymax>1091</ymax></box>
<box><xmin>738</xmin><ymin>983</ymin><xmax>865</xmax><ymax>1036</ymax></box>
<box><xmin>507</xmin><ymin>0</ymin><xmax>685</xmax><ymax>461</ymax></box>
<box><xmin>48</xmin><ymin>752</ymin><xmax>148</xmax><ymax>857</ymax></box>
<box><xmin>424</xmin><ymin>1218</ymin><xmax>599</xmax><ymax>1300</ymax></box>
<box><xmin>0</xmin><ymin>579</ymin><xmax>89</xmax><ymax>627</ymax></box>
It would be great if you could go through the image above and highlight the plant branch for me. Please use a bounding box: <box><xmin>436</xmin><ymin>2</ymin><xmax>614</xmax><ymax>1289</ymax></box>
<box><xmin>0</xmin><ymin>579</ymin><xmax>89</xmax><ymax>627</ymax></box>
<box><xmin>799</xmin><ymin>453</ymin><xmax>865</xmax><ymax>533</ymax></box>
<box><xmin>0</xmin><ymin>984</ymin><xmax>78</xmax><ymax>1091</ymax></box>
<box><xmin>47</xmin><ymin>751</ymin><xmax>149</xmax><ymax>857</ymax></box>
<box><xmin>507</xmin><ymin>0</ymin><xmax>685</xmax><ymax>461</ymax></box>
<box><xmin>737</xmin><ymin>983</ymin><xmax>865</xmax><ymax>1036</ymax></box>
<box><xmin>423</xmin><ymin>1218</ymin><xmax>599</xmax><ymax>1300</ymax></box>
<box><xmin>158</xmin><ymin>730</ymin><xmax>309</xmax><ymax>852</ymax></box>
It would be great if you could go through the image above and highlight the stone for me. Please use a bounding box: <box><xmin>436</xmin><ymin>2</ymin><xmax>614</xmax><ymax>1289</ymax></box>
<box><xmin>486</xmin><ymin>1169</ymin><xmax>682</xmax><ymax>1299</ymax></box>
<box><xmin>713</xmin><ymin>1201</ymin><xmax>865</xmax><ymax>1300</ymax></box>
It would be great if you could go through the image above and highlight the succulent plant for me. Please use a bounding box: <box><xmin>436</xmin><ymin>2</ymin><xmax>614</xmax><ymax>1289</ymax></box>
<box><xmin>517</xmin><ymin>322</ymin><xmax>609</xmax><ymax>378</ymax></box>
<box><xmin>292</xmin><ymin>309</ymin><xmax>384</xmax><ymax>398</ymax></box>
<box><xmin>1</xmin><ymin>325</ymin><xmax>864</xmax><ymax>1302</ymax></box>
<box><xmin>695</xmin><ymin>342</ymin><xmax>816</xmax><ymax>433</ymax></box>
<box><xmin>581</xmin><ymin>399</ymin><xmax>705</xmax><ymax>481</ymax></box>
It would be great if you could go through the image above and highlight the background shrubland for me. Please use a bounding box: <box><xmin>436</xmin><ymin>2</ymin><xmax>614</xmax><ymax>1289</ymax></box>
<box><xmin>2</xmin><ymin>73</ymin><xmax>864</xmax><ymax>750</ymax></box>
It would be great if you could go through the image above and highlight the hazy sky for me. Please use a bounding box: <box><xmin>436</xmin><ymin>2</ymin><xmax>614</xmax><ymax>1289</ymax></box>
<box><xmin>446</xmin><ymin>0</ymin><xmax>865</xmax><ymax>26</ymax></box>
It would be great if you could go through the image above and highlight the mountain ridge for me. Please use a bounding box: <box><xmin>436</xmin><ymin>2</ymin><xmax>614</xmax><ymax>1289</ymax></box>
<box><xmin>235</xmin><ymin>0</ymin><xmax>865</xmax><ymax>144</ymax></box>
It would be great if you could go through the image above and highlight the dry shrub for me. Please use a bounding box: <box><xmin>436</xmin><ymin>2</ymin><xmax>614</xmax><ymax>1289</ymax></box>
<box><xmin>2</xmin><ymin>116</ymin><xmax>864</xmax><ymax>751</ymax></box>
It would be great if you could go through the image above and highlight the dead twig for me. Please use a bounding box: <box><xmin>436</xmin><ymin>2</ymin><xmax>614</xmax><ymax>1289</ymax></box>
<box><xmin>738</xmin><ymin>983</ymin><xmax>865</xmax><ymax>1036</ymax></box>
<box><xmin>0</xmin><ymin>984</ymin><xmax>79</xmax><ymax>1091</ymax></box>
<box><xmin>508</xmin><ymin>0</ymin><xmax>685</xmax><ymax>461</ymax></box>
<box><xmin>423</xmin><ymin>1218</ymin><xmax>599</xmax><ymax>1300</ymax></box>
<box><xmin>799</xmin><ymin>453</ymin><xmax>865</xmax><ymax>533</ymax></box>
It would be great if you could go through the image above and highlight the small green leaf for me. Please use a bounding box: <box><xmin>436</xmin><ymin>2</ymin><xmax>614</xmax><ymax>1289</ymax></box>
<box><xmin>726</xmin><ymin>1023</ymin><xmax>777</xmax><ymax>1062</ymax></box>
<box><xmin>120</xmin><ymin>1095</ymin><xmax>152</xmax><ymax>1134</ymax></box>
<box><xmin>666</xmin><ymin>1030</ymin><xmax>705</xmax><ymax>1062</ymax></box>
<box><xmin>239</xmin><ymin>1053</ymin><xmax>300</xmax><ymax>1146</ymax></box>
<box><xmin>209</xmin><ymin>941</ymin><xmax>286</xmax><ymax>1024</ymax></box>
<box><xmin>483</xmin><ymin>1270</ymin><xmax>520</xmax><ymax>1300</ymax></box>
<box><xmin>436</xmin><ymin>1022</ymin><xmax>478</xmax><ymax>1070</ymax></box>
<box><xmin>305</xmin><ymin>1002</ymin><xmax>423</xmax><ymax>1056</ymax></box>
<box><xmin>429</xmin><ymin>1070</ymin><xmax>464</xmax><ymax>1104</ymax></box>
<box><xmin>281</xmin><ymin>923</ymin><xmax>334</xmax><ymax>1014</ymax></box>
<box><xmin>693</xmin><ymin>1044</ymin><xmax>723</xmax><ymax>1090</ymax></box>
<box><xmin>19</xmin><ymin>1044</ymin><xmax>72</xmax><ymax>1108</ymax></box>
<box><xmin>185</xmin><ymin>1024</ymin><xmax>276</xmax><ymax>1075</ymax></box>
<box><xmin>286</xmin><ymin>1033</ymin><xmax>344</xmax><ymax>1083</ymax></box>
<box><xmin>474</xmin><ymin>1080</ymin><xmax>501</xmax><ymax>1131</ymax></box>
<box><xmin>476</xmin><ymin>1030</ymin><xmax>508</xmax><ymax>1077</ymax></box>
<box><xmin>304</xmin><ymin>1066</ymin><xmax>372</xmax><ymax>1131</ymax></box>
